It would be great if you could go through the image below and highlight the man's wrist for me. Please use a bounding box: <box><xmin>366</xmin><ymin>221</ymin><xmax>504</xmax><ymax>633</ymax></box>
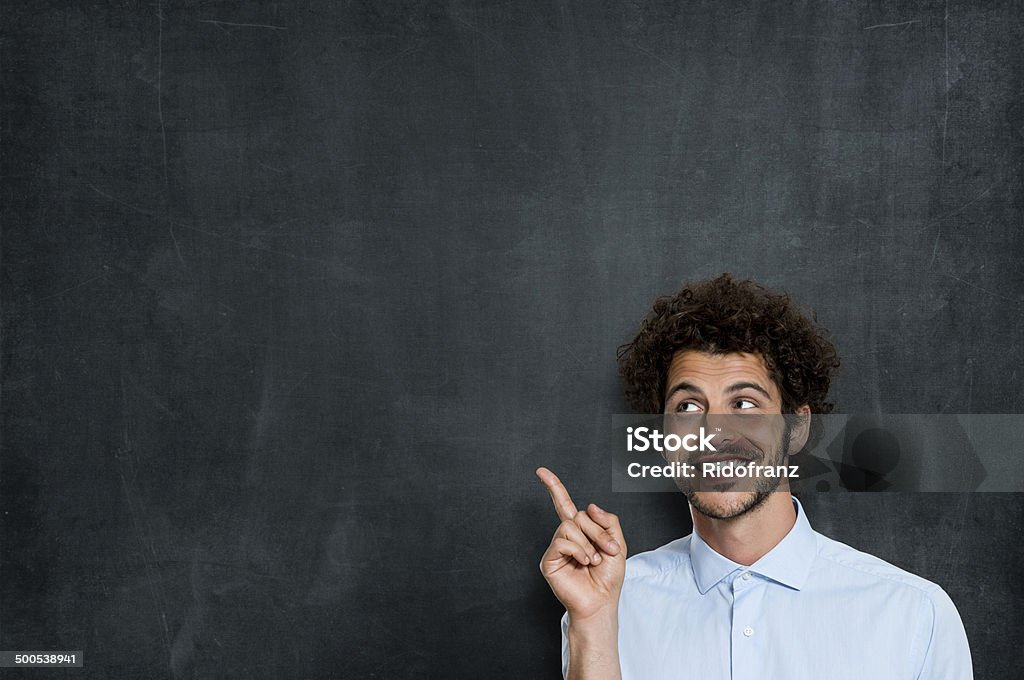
<box><xmin>567</xmin><ymin>606</ymin><xmax>618</xmax><ymax>637</ymax></box>
<box><xmin>566</xmin><ymin>607</ymin><xmax>620</xmax><ymax>679</ymax></box>
<box><xmin>569</xmin><ymin>606</ymin><xmax>614</xmax><ymax>659</ymax></box>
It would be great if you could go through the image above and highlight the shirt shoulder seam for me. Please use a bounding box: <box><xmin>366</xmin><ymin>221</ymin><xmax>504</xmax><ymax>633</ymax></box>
<box><xmin>813</xmin><ymin>535</ymin><xmax>943</xmax><ymax>597</ymax></box>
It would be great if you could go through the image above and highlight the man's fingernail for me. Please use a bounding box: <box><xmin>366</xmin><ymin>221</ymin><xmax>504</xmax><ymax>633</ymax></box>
<box><xmin>609</xmin><ymin>540</ymin><xmax>620</xmax><ymax>551</ymax></box>
<box><xmin>592</xmin><ymin>553</ymin><xmax>602</xmax><ymax>563</ymax></box>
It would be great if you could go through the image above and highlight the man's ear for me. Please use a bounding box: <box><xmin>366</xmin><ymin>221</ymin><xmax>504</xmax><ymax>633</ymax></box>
<box><xmin>787</xmin><ymin>405</ymin><xmax>812</xmax><ymax>454</ymax></box>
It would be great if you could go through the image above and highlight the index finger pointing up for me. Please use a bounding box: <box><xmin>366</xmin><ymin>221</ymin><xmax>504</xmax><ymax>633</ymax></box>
<box><xmin>535</xmin><ymin>467</ymin><xmax>578</xmax><ymax>521</ymax></box>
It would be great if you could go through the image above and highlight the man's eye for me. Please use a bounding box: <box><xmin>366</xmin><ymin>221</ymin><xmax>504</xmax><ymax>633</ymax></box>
<box><xmin>676</xmin><ymin>402</ymin><xmax>703</xmax><ymax>413</ymax></box>
<box><xmin>735</xmin><ymin>399</ymin><xmax>757</xmax><ymax>409</ymax></box>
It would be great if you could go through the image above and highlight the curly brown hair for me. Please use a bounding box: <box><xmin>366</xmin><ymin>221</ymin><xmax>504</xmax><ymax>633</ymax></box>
<box><xmin>617</xmin><ymin>274</ymin><xmax>840</xmax><ymax>415</ymax></box>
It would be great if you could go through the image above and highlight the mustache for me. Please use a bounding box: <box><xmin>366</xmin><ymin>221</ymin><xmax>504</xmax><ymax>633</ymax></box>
<box><xmin>688</xmin><ymin>443</ymin><xmax>763</xmax><ymax>465</ymax></box>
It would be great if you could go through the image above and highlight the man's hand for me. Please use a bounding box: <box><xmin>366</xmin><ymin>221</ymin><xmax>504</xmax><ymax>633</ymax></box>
<box><xmin>536</xmin><ymin>467</ymin><xmax>627</xmax><ymax>622</ymax></box>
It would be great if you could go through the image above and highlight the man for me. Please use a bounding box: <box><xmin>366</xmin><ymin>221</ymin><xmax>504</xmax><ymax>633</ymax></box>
<box><xmin>536</xmin><ymin>274</ymin><xmax>972</xmax><ymax>680</ymax></box>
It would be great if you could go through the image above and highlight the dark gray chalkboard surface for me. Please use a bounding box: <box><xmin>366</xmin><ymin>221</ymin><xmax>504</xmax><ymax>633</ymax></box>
<box><xmin>3</xmin><ymin>1</ymin><xmax>1023</xmax><ymax>678</ymax></box>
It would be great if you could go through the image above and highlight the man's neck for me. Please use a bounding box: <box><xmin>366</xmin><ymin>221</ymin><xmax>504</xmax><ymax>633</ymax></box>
<box><xmin>690</xmin><ymin>492</ymin><xmax>797</xmax><ymax>566</ymax></box>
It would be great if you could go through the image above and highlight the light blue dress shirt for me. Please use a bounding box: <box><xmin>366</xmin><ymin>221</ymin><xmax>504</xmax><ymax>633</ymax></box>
<box><xmin>561</xmin><ymin>498</ymin><xmax>972</xmax><ymax>679</ymax></box>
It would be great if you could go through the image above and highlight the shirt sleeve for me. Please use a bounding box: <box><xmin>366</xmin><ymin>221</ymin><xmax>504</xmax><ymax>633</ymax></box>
<box><xmin>560</xmin><ymin>610</ymin><xmax>569</xmax><ymax>679</ymax></box>
<box><xmin>915</xmin><ymin>586</ymin><xmax>973</xmax><ymax>680</ymax></box>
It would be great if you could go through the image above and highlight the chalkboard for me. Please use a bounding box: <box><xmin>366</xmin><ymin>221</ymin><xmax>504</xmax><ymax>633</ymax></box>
<box><xmin>3</xmin><ymin>1</ymin><xmax>1023</xmax><ymax>678</ymax></box>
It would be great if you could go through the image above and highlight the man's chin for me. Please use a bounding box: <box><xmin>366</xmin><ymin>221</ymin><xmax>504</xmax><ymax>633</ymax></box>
<box><xmin>686</xmin><ymin>488</ymin><xmax>771</xmax><ymax>520</ymax></box>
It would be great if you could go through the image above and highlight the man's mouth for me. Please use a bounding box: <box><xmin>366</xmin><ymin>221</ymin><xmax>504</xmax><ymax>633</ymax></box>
<box><xmin>691</xmin><ymin>450</ymin><xmax>761</xmax><ymax>482</ymax></box>
<box><xmin>694</xmin><ymin>453</ymin><xmax>757</xmax><ymax>465</ymax></box>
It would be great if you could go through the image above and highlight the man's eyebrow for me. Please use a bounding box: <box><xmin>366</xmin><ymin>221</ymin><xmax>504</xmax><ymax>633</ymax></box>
<box><xmin>664</xmin><ymin>381</ymin><xmax>705</xmax><ymax>401</ymax></box>
<box><xmin>727</xmin><ymin>381</ymin><xmax>774</xmax><ymax>401</ymax></box>
<box><xmin>665</xmin><ymin>380</ymin><xmax>776</xmax><ymax>403</ymax></box>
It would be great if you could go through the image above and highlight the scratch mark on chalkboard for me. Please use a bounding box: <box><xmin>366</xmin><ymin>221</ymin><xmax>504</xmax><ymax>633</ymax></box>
<box><xmin>929</xmin><ymin>227</ymin><xmax>942</xmax><ymax>266</ymax></box>
<box><xmin>125</xmin><ymin>373</ymin><xmax>179</xmax><ymax>418</ymax></box>
<box><xmin>258</xmin><ymin>161</ymin><xmax>287</xmax><ymax>174</ymax></box>
<box><xmin>154</xmin><ymin>1</ymin><xmax>181</xmax><ymax>268</ymax></box>
<box><xmin>937</xmin><ymin>272</ymin><xmax>1019</xmax><ymax>304</ymax></box>
<box><xmin>117</xmin><ymin>373</ymin><xmax>175</xmax><ymax>669</ymax></box>
<box><xmin>34</xmin><ymin>270</ymin><xmax>109</xmax><ymax>303</ymax></box>
<box><xmin>369</xmin><ymin>648</ymin><xmax>424</xmax><ymax>674</ymax></box>
<box><xmin>966</xmin><ymin>359</ymin><xmax>974</xmax><ymax>416</ymax></box>
<box><xmin>369</xmin><ymin>42</ymin><xmax>428</xmax><ymax>77</ymax></box>
<box><xmin>932</xmin><ymin>184</ymin><xmax>993</xmax><ymax>225</ymax></box>
<box><xmin>451</xmin><ymin>14</ymin><xmax>519</xmax><ymax>65</ymax></box>
<box><xmin>168</xmin><ymin>223</ymin><xmax>184</xmax><ymax>266</ymax></box>
<box><xmin>942</xmin><ymin>0</ymin><xmax>950</xmax><ymax>165</ymax></box>
<box><xmin>281</xmin><ymin>372</ymin><xmax>311</xmax><ymax>400</ymax></box>
<box><xmin>170</xmin><ymin>584</ymin><xmax>201</xmax><ymax>678</ymax></box>
<box><xmin>88</xmin><ymin>183</ymin><xmax>159</xmax><ymax>217</ymax></box>
<box><xmin>618</xmin><ymin>40</ymin><xmax>682</xmax><ymax>77</ymax></box>
<box><xmin>562</xmin><ymin>346</ymin><xmax>588</xmax><ymax>369</ymax></box>
<box><xmin>927</xmin><ymin>184</ymin><xmax>994</xmax><ymax>265</ymax></box>
<box><xmin>331</xmin><ymin>34</ymin><xmax>397</xmax><ymax>41</ymax></box>
<box><xmin>156</xmin><ymin>0</ymin><xmax>168</xmax><ymax>186</ymax></box>
<box><xmin>196</xmin><ymin>559</ymin><xmax>292</xmax><ymax>582</ymax></box>
<box><xmin>199</xmin><ymin>19</ymin><xmax>288</xmax><ymax>31</ymax></box>
<box><xmin>862</xmin><ymin>20</ymin><xmax>920</xmax><ymax>31</ymax></box>
<box><xmin>86</xmin><ymin>183</ymin><xmax>365</xmax><ymax>273</ymax></box>
<box><xmin>943</xmin><ymin>494</ymin><xmax>970</xmax><ymax>583</ymax></box>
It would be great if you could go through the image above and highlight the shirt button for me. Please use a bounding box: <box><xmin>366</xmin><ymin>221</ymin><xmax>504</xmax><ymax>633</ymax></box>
<box><xmin>741</xmin><ymin>572</ymin><xmax>751</xmax><ymax>581</ymax></box>
<box><xmin>743</xmin><ymin>626</ymin><xmax>754</xmax><ymax>637</ymax></box>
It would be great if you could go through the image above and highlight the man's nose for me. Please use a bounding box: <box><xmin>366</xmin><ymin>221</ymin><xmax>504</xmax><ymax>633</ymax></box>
<box><xmin>705</xmin><ymin>412</ymin><xmax>738</xmax><ymax>448</ymax></box>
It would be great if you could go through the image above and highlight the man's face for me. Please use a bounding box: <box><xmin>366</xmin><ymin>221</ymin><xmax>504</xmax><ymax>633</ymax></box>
<box><xmin>662</xmin><ymin>350</ymin><xmax>807</xmax><ymax>520</ymax></box>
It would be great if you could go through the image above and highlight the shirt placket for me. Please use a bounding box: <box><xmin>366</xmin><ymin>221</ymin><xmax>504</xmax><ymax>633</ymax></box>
<box><xmin>730</xmin><ymin>570</ymin><xmax>762</xmax><ymax>680</ymax></box>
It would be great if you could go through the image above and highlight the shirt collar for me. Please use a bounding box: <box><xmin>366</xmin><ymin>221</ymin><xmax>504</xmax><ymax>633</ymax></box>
<box><xmin>689</xmin><ymin>496</ymin><xmax>818</xmax><ymax>594</ymax></box>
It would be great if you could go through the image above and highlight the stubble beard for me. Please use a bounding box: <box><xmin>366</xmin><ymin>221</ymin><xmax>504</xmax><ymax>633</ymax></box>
<box><xmin>683</xmin><ymin>424</ymin><xmax>791</xmax><ymax>521</ymax></box>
